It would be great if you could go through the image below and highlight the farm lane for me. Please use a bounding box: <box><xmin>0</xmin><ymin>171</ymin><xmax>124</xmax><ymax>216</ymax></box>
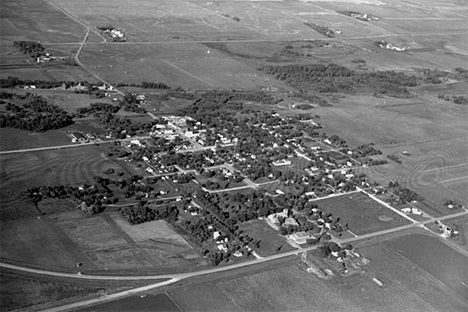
<box><xmin>0</xmin><ymin>136</ymin><xmax>152</xmax><ymax>155</ymax></box>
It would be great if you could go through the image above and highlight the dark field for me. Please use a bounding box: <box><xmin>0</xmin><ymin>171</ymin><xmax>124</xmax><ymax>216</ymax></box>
<box><xmin>386</xmin><ymin>233</ymin><xmax>468</xmax><ymax>299</ymax></box>
<box><xmin>80</xmin><ymin>293</ymin><xmax>180</xmax><ymax>312</ymax></box>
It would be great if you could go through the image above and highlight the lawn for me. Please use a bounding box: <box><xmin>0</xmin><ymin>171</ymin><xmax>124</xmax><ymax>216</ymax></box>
<box><xmin>314</xmin><ymin>192</ymin><xmax>410</xmax><ymax>236</ymax></box>
<box><xmin>238</xmin><ymin>219</ymin><xmax>294</xmax><ymax>257</ymax></box>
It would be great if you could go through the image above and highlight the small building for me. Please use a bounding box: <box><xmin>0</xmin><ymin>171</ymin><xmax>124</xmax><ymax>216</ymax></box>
<box><xmin>401</xmin><ymin>208</ymin><xmax>411</xmax><ymax>214</ymax></box>
<box><xmin>272</xmin><ymin>159</ymin><xmax>292</xmax><ymax>166</ymax></box>
<box><xmin>289</xmin><ymin>232</ymin><xmax>311</xmax><ymax>245</ymax></box>
<box><xmin>71</xmin><ymin>132</ymin><xmax>86</xmax><ymax>142</ymax></box>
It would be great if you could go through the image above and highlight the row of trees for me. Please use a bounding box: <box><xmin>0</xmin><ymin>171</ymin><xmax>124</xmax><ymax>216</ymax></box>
<box><xmin>120</xmin><ymin>202</ymin><xmax>180</xmax><ymax>225</ymax></box>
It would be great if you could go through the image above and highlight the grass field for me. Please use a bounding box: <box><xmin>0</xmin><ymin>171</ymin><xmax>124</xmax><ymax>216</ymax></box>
<box><xmin>314</xmin><ymin>192</ymin><xmax>410</xmax><ymax>235</ymax></box>
<box><xmin>238</xmin><ymin>219</ymin><xmax>295</xmax><ymax>257</ymax></box>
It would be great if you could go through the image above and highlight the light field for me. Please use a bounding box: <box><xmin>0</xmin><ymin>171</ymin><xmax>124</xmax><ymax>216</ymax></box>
<box><xmin>314</xmin><ymin>192</ymin><xmax>410</xmax><ymax>235</ymax></box>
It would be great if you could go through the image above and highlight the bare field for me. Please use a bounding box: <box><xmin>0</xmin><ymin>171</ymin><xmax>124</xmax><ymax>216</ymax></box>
<box><xmin>78</xmin><ymin>43</ymin><xmax>285</xmax><ymax>90</ymax></box>
<box><xmin>1</xmin><ymin>0</ymin><xmax>86</xmax><ymax>44</ymax></box>
<box><xmin>314</xmin><ymin>192</ymin><xmax>410</xmax><ymax>235</ymax></box>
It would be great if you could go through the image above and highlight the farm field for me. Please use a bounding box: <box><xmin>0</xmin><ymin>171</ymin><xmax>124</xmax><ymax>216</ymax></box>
<box><xmin>385</xmin><ymin>233</ymin><xmax>468</xmax><ymax>299</ymax></box>
<box><xmin>0</xmin><ymin>270</ymin><xmax>105</xmax><ymax>312</ymax></box>
<box><xmin>0</xmin><ymin>145</ymin><xmax>124</xmax><ymax>221</ymax></box>
<box><xmin>1</xmin><ymin>209</ymin><xmax>205</xmax><ymax>273</ymax></box>
<box><xmin>168</xmin><ymin>245</ymin><xmax>468</xmax><ymax>312</ymax></box>
<box><xmin>444</xmin><ymin>216</ymin><xmax>468</xmax><ymax>252</ymax></box>
<box><xmin>79</xmin><ymin>293</ymin><xmax>180</xmax><ymax>312</ymax></box>
<box><xmin>313</xmin><ymin>192</ymin><xmax>410</xmax><ymax>236</ymax></box>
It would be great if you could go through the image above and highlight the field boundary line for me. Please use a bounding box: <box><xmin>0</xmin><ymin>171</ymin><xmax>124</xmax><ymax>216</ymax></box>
<box><xmin>160</xmin><ymin>59</ymin><xmax>214</xmax><ymax>88</ymax></box>
<box><xmin>418</xmin><ymin>163</ymin><xmax>468</xmax><ymax>173</ymax></box>
<box><xmin>438</xmin><ymin>176</ymin><xmax>468</xmax><ymax>183</ymax></box>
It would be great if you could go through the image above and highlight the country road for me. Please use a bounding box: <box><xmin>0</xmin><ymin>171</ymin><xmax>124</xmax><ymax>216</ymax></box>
<box><xmin>2</xmin><ymin>209</ymin><xmax>467</xmax><ymax>311</ymax></box>
<box><xmin>0</xmin><ymin>136</ymin><xmax>152</xmax><ymax>155</ymax></box>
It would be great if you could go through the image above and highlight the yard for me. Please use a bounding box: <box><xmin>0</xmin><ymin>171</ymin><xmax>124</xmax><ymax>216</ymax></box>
<box><xmin>238</xmin><ymin>219</ymin><xmax>294</xmax><ymax>257</ymax></box>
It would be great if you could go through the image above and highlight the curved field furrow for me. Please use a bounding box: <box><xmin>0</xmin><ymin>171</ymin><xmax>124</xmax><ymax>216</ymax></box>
<box><xmin>0</xmin><ymin>146</ymin><xmax>121</xmax><ymax>221</ymax></box>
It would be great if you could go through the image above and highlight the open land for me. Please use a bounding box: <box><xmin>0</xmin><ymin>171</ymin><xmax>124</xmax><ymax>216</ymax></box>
<box><xmin>166</xmin><ymin>234</ymin><xmax>468</xmax><ymax>312</ymax></box>
<box><xmin>1</xmin><ymin>0</ymin><xmax>468</xmax><ymax>310</ymax></box>
<box><xmin>314</xmin><ymin>192</ymin><xmax>411</xmax><ymax>235</ymax></box>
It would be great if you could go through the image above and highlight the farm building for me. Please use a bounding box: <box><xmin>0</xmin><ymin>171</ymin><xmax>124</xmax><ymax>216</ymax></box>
<box><xmin>272</xmin><ymin>159</ymin><xmax>292</xmax><ymax>166</ymax></box>
<box><xmin>288</xmin><ymin>232</ymin><xmax>311</xmax><ymax>245</ymax></box>
<box><xmin>71</xmin><ymin>132</ymin><xmax>87</xmax><ymax>142</ymax></box>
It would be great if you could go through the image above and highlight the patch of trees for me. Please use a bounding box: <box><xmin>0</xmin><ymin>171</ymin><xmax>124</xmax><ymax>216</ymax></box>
<box><xmin>120</xmin><ymin>201</ymin><xmax>179</xmax><ymax>225</ymax></box>
<box><xmin>0</xmin><ymin>96</ymin><xmax>73</xmax><ymax>132</ymax></box>
<box><xmin>318</xmin><ymin>242</ymin><xmax>352</xmax><ymax>258</ymax></box>
<box><xmin>388</xmin><ymin>182</ymin><xmax>423</xmax><ymax>204</ymax></box>
<box><xmin>260</xmin><ymin>64</ymin><xmax>419</xmax><ymax>97</ymax></box>
<box><xmin>121</xmin><ymin>93</ymin><xmax>147</xmax><ymax>114</ymax></box>
<box><xmin>438</xmin><ymin>94</ymin><xmax>468</xmax><ymax>105</ymax></box>
<box><xmin>98</xmin><ymin>113</ymin><xmax>156</xmax><ymax>138</ymax></box>
<box><xmin>387</xmin><ymin>154</ymin><xmax>402</xmax><ymax>164</ymax></box>
<box><xmin>13</xmin><ymin>41</ymin><xmax>46</xmax><ymax>58</ymax></box>
<box><xmin>351</xmin><ymin>143</ymin><xmax>383</xmax><ymax>158</ymax></box>
<box><xmin>304</xmin><ymin>23</ymin><xmax>335</xmax><ymax>38</ymax></box>
<box><xmin>24</xmin><ymin>179</ymin><xmax>116</xmax><ymax>215</ymax></box>
<box><xmin>415</xmin><ymin>67</ymin><xmax>468</xmax><ymax>83</ymax></box>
